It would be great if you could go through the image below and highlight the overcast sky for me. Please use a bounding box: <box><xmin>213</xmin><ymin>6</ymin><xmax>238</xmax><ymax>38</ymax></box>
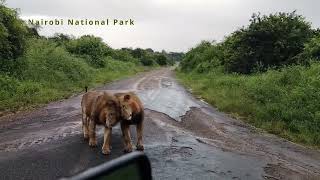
<box><xmin>5</xmin><ymin>0</ymin><xmax>320</xmax><ymax>52</ymax></box>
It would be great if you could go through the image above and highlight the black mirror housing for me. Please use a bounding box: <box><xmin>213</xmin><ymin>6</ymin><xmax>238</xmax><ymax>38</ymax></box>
<box><xmin>64</xmin><ymin>152</ymin><xmax>152</xmax><ymax>180</ymax></box>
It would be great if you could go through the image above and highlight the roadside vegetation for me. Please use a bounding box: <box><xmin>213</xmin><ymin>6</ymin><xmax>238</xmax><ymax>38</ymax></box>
<box><xmin>0</xmin><ymin>2</ymin><xmax>183</xmax><ymax>113</ymax></box>
<box><xmin>177</xmin><ymin>12</ymin><xmax>320</xmax><ymax>147</ymax></box>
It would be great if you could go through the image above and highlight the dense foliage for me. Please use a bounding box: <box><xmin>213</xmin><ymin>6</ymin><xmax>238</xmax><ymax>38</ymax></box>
<box><xmin>223</xmin><ymin>12</ymin><xmax>313</xmax><ymax>73</ymax></box>
<box><xmin>0</xmin><ymin>3</ymin><xmax>29</xmax><ymax>74</ymax></box>
<box><xmin>0</xmin><ymin>3</ymin><xmax>183</xmax><ymax>113</ymax></box>
<box><xmin>178</xmin><ymin>12</ymin><xmax>320</xmax><ymax>147</ymax></box>
<box><xmin>180</xmin><ymin>41</ymin><xmax>223</xmax><ymax>73</ymax></box>
<box><xmin>65</xmin><ymin>35</ymin><xmax>111</xmax><ymax>67</ymax></box>
<box><xmin>181</xmin><ymin>12</ymin><xmax>316</xmax><ymax>74</ymax></box>
<box><xmin>296</xmin><ymin>34</ymin><xmax>320</xmax><ymax>63</ymax></box>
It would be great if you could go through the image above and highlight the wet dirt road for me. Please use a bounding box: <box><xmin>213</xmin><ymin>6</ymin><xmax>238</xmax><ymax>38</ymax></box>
<box><xmin>0</xmin><ymin>68</ymin><xmax>319</xmax><ymax>180</ymax></box>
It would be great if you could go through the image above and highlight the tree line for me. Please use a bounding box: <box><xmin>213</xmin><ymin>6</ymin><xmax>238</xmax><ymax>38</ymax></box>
<box><xmin>0</xmin><ymin>1</ymin><xmax>184</xmax><ymax>77</ymax></box>
<box><xmin>180</xmin><ymin>11</ymin><xmax>320</xmax><ymax>74</ymax></box>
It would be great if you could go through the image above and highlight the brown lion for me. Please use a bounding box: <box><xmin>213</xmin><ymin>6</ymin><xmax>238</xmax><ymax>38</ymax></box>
<box><xmin>81</xmin><ymin>91</ymin><xmax>120</xmax><ymax>155</ymax></box>
<box><xmin>115</xmin><ymin>92</ymin><xmax>144</xmax><ymax>153</ymax></box>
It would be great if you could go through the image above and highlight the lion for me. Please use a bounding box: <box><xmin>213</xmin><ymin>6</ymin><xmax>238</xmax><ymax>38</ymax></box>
<box><xmin>115</xmin><ymin>92</ymin><xmax>144</xmax><ymax>153</ymax></box>
<box><xmin>81</xmin><ymin>91</ymin><xmax>120</xmax><ymax>155</ymax></box>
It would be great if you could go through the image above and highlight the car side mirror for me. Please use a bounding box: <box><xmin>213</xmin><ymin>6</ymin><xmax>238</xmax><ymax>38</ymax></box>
<box><xmin>64</xmin><ymin>152</ymin><xmax>152</xmax><ymax>180</ymax></box>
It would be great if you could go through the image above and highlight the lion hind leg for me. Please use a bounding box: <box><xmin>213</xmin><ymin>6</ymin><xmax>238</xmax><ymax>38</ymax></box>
<box><xmin>88</xmin><ymin>119</ymin><xmax>97</xmax><ymax>147</ymax></box>
<box><xmin>136</xmin><ymin>121</ymin><xmax>144</xmax><ymax>151</ymax></box>
<box><xmin>82</xmin><ymin>112</ymin><xmax>89</xmax><ymax>140</ymax></box>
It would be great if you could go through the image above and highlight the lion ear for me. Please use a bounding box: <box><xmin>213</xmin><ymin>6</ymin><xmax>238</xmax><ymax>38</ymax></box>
<box><xmin>124</xmin><ymin>94</ymin><xmax>131</xmax><ymax>101</ymax></box>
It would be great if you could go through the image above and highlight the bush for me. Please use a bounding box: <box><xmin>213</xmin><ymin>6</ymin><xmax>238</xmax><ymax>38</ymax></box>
<box><xmin>131</xmin><ymin>48</ymin><xmax>145</xmax><ymax>59</ymax></box>
<box><xmin>295</xmin><ymin>34</ymin><xmax>320</xmax><ymax>63</ymax></box>
<box><xmin>110</xmin><ymin>49</ymin><xmax>140</xmax><ymax>64</ymax></box>
<box><xmin>180</xmin><ymin>41</ymin><xmax>223</xmax><ymax>73</ymax></box>
<box><xmin>0</xmin><ymin>3</ymin><xmax>29</xmax><ymax>74</ymax></box>
<box><xmin>22</xmin><ymin>38</ymin><xmax>93</xmax><ymax>89</ymax></box>
<box><xmin>245</xmin><ymin>64</ymin><xmax>320</xmax><ymax>144</ymax></box>
<box><xmin>0</xmin><ymin>75</ymin><xmax>19</xmax><ymax>101</ymax></box>
<box><xmin>140</xmin><ymin>53</ymin><xmax>156</xmax><ymax>66</ymax></box>
<box><xmin>222</xmin><ymin>12</ymin><xmax>313</xmax><ymax>74</ymax></box>
<box><xmin>0</xmin><ymin>74</ymin><xmax>46</xmax><ymax>110</ymax></box>
<box><xmin>180</xmin><ymin>12</ymin><xmax>315</xmax><ymax>74</ymax></box>
<box><xmin>66</xmin><ymin>35</ymin><xmax>111</xmax><ymax>67</ymax></box>
<box><xmin>155</xmin><ymin>54</ymin><xmax>168</xmax><ymax>66</ymax></box>
<box><xmin>93</xmin><ymin>57</ymin><xmax>143</xmax><ymax>84</ymax></box>
<box><xmin>49</xmin><ymin>33</ymin><xmax>73</xmax><ymax>46</ymax></box>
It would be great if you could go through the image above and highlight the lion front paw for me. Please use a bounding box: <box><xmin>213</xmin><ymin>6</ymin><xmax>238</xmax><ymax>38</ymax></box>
<box><xmin>89</xmin><ymin>139</ymin><xmax>97</xmax><ymax>147</ymax></box>
<box><xmin>123</xmin><ymin>146</ymin><xmax>133</xmax><ymax>153</ymax></box>
<box><xmin>102</xmin><ymin>148</ymin><xmax>111</xmax><ymax>155</ymax></box>
<box><xmin>136</xmin><ymin>144</ymin><xmax>144</xmax><ymax>151</ymax></box>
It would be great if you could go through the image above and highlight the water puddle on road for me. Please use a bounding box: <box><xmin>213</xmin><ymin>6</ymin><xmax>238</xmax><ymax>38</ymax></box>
<box><xmin>137</xmin><ymin>84</ymin><xmax>200</xmax><ymax>122</ymax></box>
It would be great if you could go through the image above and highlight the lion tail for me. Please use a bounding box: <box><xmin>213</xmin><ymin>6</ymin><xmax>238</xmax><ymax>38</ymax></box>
<box><xmin>85</xmin><ymin>86</ymin><xmax>88</xmax><ymax>92</ymax></box>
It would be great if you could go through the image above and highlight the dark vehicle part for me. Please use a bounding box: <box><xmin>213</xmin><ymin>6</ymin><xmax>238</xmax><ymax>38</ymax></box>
<box><xmin>65</xmin><ymin>152</ymin><xmax>152</xmax><ymax>180</ymax></box>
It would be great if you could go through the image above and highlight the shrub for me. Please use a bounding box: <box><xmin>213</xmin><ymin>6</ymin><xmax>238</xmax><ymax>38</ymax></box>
<box><xmin>0</xmin><ymin>3</ymin><xmax>29</xmax><ymax>74</ymax></box>
<box><xmin>181</xmin><ymin>12</ymin><xmax>315</xmax><ymax>74</ymax></box>
<box><xmin>180</xmin><ymin>41</ymin><xmax>223</xmax><ymax>73</ymax></box>
<box><xmin>295</xmin><ymin>34</ymin><xmax>320</xmax><ymax>63</ymax></box>
<box><xmin>110</xmin><ymin>49</ymin><xmax>140</xmax><ymax>64</ymax></box>
<box><xmin>22</xmin><ymin>38</ymin><xmax>93</xmax><ymax>89</ymax></box>
<box><xmin>140</xmin><ymin>53</ymin><xmax>156</xmax><ymax>66</ymax></box>
<box><xmin>66</xmin><ymin>35</ymin><xmax>111</xmax><ymax>67</ymax></box>
<box><xmin>155</xmin><ymin>54</ymin><xmax>168</xmax><ymax>66</ymax></box>
<box><xmin>222</xmin><ymin>12</ymin><xmax>313</xmax><ymax>74</ymax></box>
<box><xmin>49</xmin><ymin>33</ymin><xmax>73</xmax><ymax>46</ymax></box>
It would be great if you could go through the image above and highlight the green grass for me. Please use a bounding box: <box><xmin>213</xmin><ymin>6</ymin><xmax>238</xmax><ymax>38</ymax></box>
<box><xmin>0</xmin><ymin>39</ymin><xmax>148</xmax><ymax>114</ymax></box>
<box><xmin>0</xmin><ymin>61</ymin><xmax>147</xmax><ymax>113</ymax></box>
<box><xmin>176</xmin><ymin>63</ymin><xmax>320</xmax><ymax>148</ymax></box>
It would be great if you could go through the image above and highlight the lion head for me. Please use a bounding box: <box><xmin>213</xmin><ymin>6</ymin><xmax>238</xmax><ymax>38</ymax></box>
<box><xmin>119</xmin><ymin>94</ymin><xmax>133</xmax><ymax>121</ymax></box>
<box><xmin>92</xmin><ymin>92</ymin><xmax>121</xmax><ymax>127</ymax></box>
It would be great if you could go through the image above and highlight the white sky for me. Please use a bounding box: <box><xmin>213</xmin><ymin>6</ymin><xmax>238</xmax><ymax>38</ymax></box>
<box><xmin>5</xmin><ymin>0</ymin><xmax>320</xmax><ymax>52</ymax></box>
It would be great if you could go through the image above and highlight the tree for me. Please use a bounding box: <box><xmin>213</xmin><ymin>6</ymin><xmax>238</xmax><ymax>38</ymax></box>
<box><xmin>180</xmin><ymin>41</ymin><xmax>213</xmax><ymax>71</ymax></box>
<box><xmin>111</xmin><ymin>49</ymin><xmax>139</xmax><ymax>63</ymax></box>
<box><xmin>222</xmin><ymin>12</ymin><xmax>313</xmax><ymax>74</ymax></box>
<box><xmin>145</xmin><ymin>48</ymin><xmax>154</xmax><ymax>53</ymax></box>
<box><xmin>66</xmin><ymin>35</ymin><xmax>111</xmax><ymax>67</ymax></box>
<box><xmin>295</xmin><ymin>34</ymin><xmax>320</xmax><ymax>63</ymax></box>
<box><xmin>0</xmin><ymin>3</ymin><xmax>29</xmax><ymax>73</ymax></box>
<box><xmin>140</xmin><ymin>53</ymin><xmax>155</xmax><ymax>66</ymax></box>
<box><xmin>155</xmin><ymin>54</ymin><xmax>168</xmax><ymax>66</ymax></box>
<box><xmin>167</xmin><ymin>52</ymin><xmax>184</xmax><ymax>62</ymax></box>
<box><xmin>49</xmin><ymin>33</ymin><xmax>72</xmax><ymax>44</ymax></box>
<box><xmin>26</xmin><ymin>24</ymin><xmax>40</xmax><ymax>37</ymax></box>
<box><xmin>131</xmin><ymin>48</ymin><xmax>145</xmax><ymax>59</ymax></box>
